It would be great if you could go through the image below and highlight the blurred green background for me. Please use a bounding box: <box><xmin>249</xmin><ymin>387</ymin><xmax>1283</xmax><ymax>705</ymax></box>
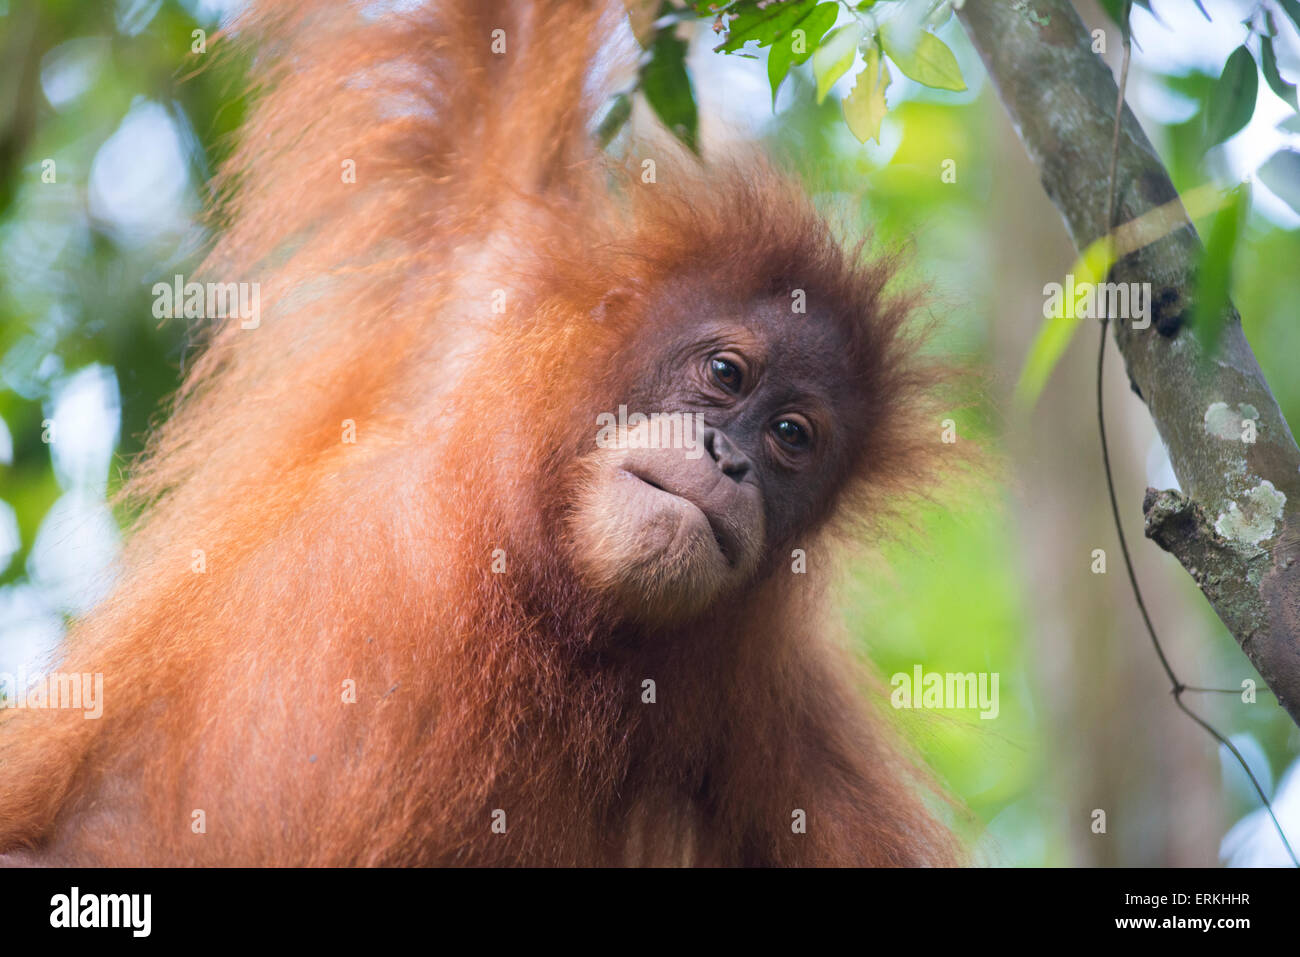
<box><xmin>2</xmin><ymin>0</ymin><xmax>1299</xmax><ymax>865</ymax></box>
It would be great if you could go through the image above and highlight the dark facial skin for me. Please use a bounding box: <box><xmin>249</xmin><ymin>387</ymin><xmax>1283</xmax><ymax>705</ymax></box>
<box><xmin>567</xmin><ymin>287</ymin><xmax>867</xmax><ymax>624</ymax></box>
<box><xmin>625</xmin><ymin>292</ymin><xmax>862</xmax><ymax>542</ymax></box>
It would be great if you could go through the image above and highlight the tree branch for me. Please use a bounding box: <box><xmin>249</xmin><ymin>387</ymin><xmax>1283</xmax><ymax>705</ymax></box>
<box><xmin>956</xmin><ymin>0</ymin><xmax>1300</xmax><ymax>725</ymax></box>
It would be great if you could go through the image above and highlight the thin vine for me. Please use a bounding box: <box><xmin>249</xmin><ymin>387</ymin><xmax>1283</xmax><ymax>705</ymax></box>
<box><xmin>1097</xmin><ymin>0</ymin><xmax>1297</xmax><ymax>867</ymax></box>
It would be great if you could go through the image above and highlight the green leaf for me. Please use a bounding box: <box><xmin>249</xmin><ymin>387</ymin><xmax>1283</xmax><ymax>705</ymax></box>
<box><xmin>880</xmin><ymin>29</ymin><xmax>966</xmax><ymax>92</ymax></box>
<box><xmin>1278</xmin><ymin>0</ymin><xmax>1300</xmax><ymax>35</ymax></box>
<box><xmin>812</xmin><ymin>23</ymin><xmax>864</xmax><ymax>103</ymax></box>
<box><xmin>1205</xmin><ymin>45</ymin><xmax>1258</xmax><ymax>145</ymax></box>
<box><xmin>1191</xmin><ymin>183</ymin><xmax>1248</xmax><ymax>361</ymax></box>
<box><xmin>1258</xmin><ymin>149</ymin><xmax>1300</xmax><ymax>214</ymax></box>
<box><xmin>1015</xmin><ymin>238</ymin><xmax>1116</xmax><ymax>408</ymax></box>
<box><xmin>1280</xmin><ymin>114</ymin><xmax>1300</xmax><ymax>133</ymax></box>
<box><xmin>719</xmin><ymin>0</ymin><xmax>817</xmax><ymax>53</ymax></box>
<box><xmin>842</xmin><ymin>46</ymin><xmax>890</xmax><ymax>143</ymax></box>
<box><xmin>767</xmin><ymin>2</ymin><xmax>838</xmax><ymax>105</ymax></box>
<box><xmin>1261</xmin><ymin>36</ymin><xmax>1298</xmax><ymax>111</ymax></box>
<box><xmin>641</xmin><ymin>26</ymin><xmax>700</xmax><ymax>153</ymax></box>
<box><xmin>594</xmin><ymin>92</ymin><xmax>633</xmax><ymax>148</ymax></box>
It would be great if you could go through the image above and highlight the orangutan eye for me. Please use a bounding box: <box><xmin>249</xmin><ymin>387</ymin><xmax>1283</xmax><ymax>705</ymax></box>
<box><xmin>710</xmin><ymin>357</ymin><xmax>743</xmax><ymax>393</ymax></box>
<box><xmin>772</xmin><ymin>417</ymin><xmax>811</xmax><ymax>449</ymax></box>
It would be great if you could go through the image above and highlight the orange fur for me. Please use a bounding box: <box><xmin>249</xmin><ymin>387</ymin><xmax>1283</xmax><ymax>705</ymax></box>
<box><xmin>0</xmin><ymin>0</ymin><xmax>956</xmax><ymax>865</ymax></box>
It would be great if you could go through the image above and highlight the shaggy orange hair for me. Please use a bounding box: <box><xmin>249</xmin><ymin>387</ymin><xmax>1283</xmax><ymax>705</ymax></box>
<box><xmin>0</xmin><ymin>0</ymin><xmax>956</xmax><ymax>865</ymax></box>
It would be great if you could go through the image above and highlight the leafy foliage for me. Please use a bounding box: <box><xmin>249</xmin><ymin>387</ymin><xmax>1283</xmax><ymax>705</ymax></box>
<box><xmin>1260</xmin><ymin>34</ymin><xmax>1297</xmax><ymax>111</ymax></box>
<box><xmin>879</xmin><ymin>24</ymin><xmax>966</xmax><ymax>92</ymax></box>
<box><xmin>1191</xmin><ymin>182</ymin><xmax>1249</xmax><ymax>362</ymax></box>
<box><xmin>767</xmin><ymin>2</ymin><xmax>840</xmax><ymax>104</ymax></box>
<box><xmin>717</xmin><ymin>0</ymin><xmax>820</xmax><ymax>52</ymax></box>
<box><xmin>0</xmin><ymin>0</ymin><xmax>248</xmax><ymax>588</ymax></box>
<box><xmin>843</xmin><ymin>45</ymin><xmax>891</xmax><ymax>142</ymax></box>
<box><xmin>1015</xmin><ymin>237</ymin><xmax>1115</xmax><ymax>408</ymax></box>
<box><xmin>1259</xmin><ymin>149</ymin><xmax>1300</xmax><ymax>212</ymax></box>
<box><xmin>813</xmin><ymin>23</ymin><xmax>866</xmax><ymax>103</ymax></box>
<box><xmin>1280</xmin><ymin>0</ymin><xmax>1300</xmax><ymax>35</ymax></box>
<box><xmin>641</xmin><ymin>6</ymin><xmax>701</xmax><ymax>153</ymax></box>
<box><xmin>605</xmin><ymin>0</ymin><xmax>968</xmax><ymax>149</ymax></box>
<box><xmin>1206</xmin><ymin>45</ymin><xmax>1258</xmax><ymax>146</ymax></box>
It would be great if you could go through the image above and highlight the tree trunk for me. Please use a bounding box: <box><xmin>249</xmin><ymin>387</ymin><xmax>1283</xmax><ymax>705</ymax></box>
<box><xmin>956</xmin><ymin>0</ymin><xmax>1300</xmax><ymax>726</ymax></box>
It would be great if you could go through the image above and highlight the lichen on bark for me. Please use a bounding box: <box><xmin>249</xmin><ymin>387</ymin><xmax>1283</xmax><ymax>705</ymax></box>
<box><xmin>957</xmin><ymin>0</ymin><xmax>1300</xmax><ymax>724</ymax></box>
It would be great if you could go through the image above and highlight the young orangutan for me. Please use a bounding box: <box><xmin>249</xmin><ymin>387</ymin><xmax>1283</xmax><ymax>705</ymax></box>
<box><xmin>0</xmin><ymin>0</ymin><xmax>956</xmax><ymax>866</ymax></box>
